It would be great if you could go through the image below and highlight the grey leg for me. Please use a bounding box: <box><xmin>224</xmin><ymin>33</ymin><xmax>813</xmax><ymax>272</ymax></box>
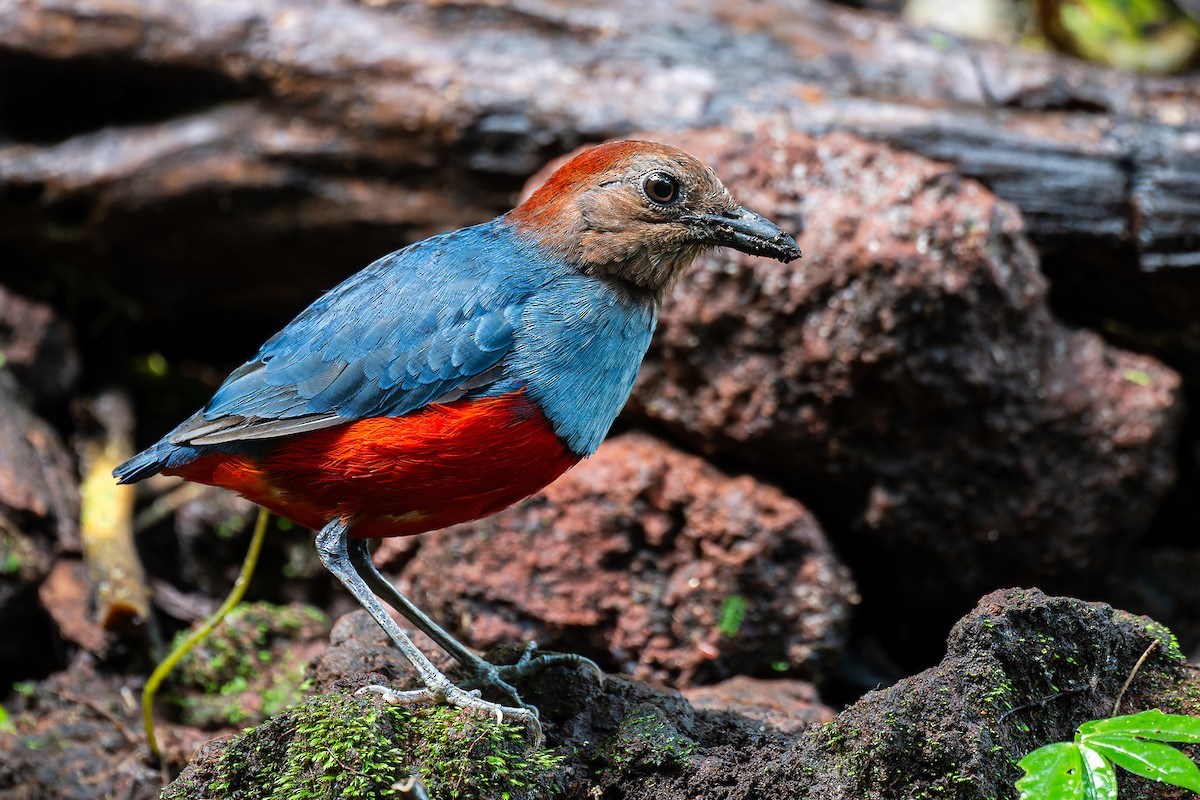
<box><xmin>348</xmin><ymin>537</ymin><xmax>603</xmax><ymax>701</ymax></box>
<box><xmin>315</xmin><ymin>519</ymin><xmax>538</xmax><ymax>735</ymax></box>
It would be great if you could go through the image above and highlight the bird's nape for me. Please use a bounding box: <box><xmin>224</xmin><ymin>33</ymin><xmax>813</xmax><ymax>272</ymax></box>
<box><xmin>506</xmin><ymin>140</ymin><xmax>802</xmax><ymax>297</ymax></box>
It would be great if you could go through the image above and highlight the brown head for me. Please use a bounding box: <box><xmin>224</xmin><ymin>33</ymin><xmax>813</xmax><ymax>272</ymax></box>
<box><xmin>506</xmin><ymin>141</ymin><xmax>801</xmax><ymax>299</ymax></box>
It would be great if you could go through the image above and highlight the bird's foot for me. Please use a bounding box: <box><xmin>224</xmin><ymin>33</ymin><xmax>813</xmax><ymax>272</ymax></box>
<box><xmin>356</xmin><ymin>682</ymin><xmax>543</xmax><ymax>743</ymax></box>
<box><xmin>498</xmin><ymin>641</ymin><xmax>605</xmax><ymax>685</ymax></box>
<box><xmin>459</xmin><ymin>641</ymin><xmax>604</xmax><ymax>701</ymax></box>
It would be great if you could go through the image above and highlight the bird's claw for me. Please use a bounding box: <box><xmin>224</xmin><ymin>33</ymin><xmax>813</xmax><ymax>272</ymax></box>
<box><xmin>356</xmin><ymin>682</ymin><xmax>542</xmax><ymax>743</ymax></box>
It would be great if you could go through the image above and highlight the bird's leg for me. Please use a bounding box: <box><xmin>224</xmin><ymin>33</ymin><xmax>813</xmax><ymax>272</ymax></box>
<box><xmin>315</xmin><ymin>519</ymin><xmax>539</xmax><ymax>736</ymax></box>
<box><xmin>348</xmin><ymin>537</ymin><xmax>602</xmax><ymax>701</ymax></box>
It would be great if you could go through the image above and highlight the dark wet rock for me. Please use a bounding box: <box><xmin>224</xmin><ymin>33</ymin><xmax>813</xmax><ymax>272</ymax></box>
<box><xmin>786</xmin><ymin>588</ymin><xmax>1200</xmax><ymax>800</ymax></box>
<box><xmin>613</xmin><ymin>128</ymin><xmax>1183</xmax><ymax>631</ymax></box>
<box><xmin>160</xmin><ymin>589</ymin><xmax>1199</xmax><ymax>799</ymax></box>
<box><xmin>398</xmin><ymin>432</ymin><xmax>857</xmax><ymax>686</ymax></box>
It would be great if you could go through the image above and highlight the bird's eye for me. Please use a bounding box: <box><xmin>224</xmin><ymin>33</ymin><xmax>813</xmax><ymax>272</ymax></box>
<box><xmin>643</xmin><ymin>172</ymin><xmax>680</xmax><ymax>206</ymax></box>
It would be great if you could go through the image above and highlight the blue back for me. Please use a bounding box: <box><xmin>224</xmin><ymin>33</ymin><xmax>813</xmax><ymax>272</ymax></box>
<box><xmin>148</xmin><ymin>219</ymin><xmax>655</xmax><ymax>467</ymax></box>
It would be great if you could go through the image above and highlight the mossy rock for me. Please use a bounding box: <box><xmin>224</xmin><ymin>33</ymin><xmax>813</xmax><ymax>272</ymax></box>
<box><xmin>164</xmin><ymin>690</ymin><xmax>564</xmax><ymax>800</ymax></box>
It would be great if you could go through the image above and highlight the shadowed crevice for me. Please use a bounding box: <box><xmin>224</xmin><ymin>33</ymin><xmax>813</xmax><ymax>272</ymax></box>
<box><xmin>0</xmin><ymin>51</ymin><xmax>258</xmax><ymax>145</ymax></box>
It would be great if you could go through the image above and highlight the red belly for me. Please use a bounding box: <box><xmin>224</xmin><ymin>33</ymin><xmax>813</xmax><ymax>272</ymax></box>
<box><xmin>166</xmin><ymin>392</ymin><xmax>580</xmax><ymax>537</ymax></box>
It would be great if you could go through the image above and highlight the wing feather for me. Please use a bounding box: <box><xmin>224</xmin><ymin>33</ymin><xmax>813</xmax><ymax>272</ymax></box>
<box><xmin>167</xmin><ymin>221</ymin><xmax>546</xmax><ymax>448</ymax></box>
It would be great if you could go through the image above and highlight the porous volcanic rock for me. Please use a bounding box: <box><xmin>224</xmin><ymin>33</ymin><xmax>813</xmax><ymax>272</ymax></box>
<box><xmin>612</xmin><ymin>128</ymin><xmax>1182</xmax><ymax>622</ymax></box>
<box><xmin>397</xmin><ymin>432</ymin><xmax>856</xmax><ymax>686</ymax></box>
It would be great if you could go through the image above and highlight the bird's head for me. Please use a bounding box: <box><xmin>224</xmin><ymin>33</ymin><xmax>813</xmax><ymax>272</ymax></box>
<box><xmin>506</xmin><ymin>141</ymin><xmax>801</xmax><ymax>298</ymax></box>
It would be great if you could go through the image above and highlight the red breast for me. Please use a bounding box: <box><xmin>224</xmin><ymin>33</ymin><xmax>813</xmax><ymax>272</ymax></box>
<box><xmin>166</xmin><ymin>392</ymin><xmax>579</xmax><ymax>537</ymax></box>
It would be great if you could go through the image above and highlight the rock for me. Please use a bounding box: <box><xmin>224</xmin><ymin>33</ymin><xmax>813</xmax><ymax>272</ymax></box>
<box><xmin>682</xmin><ymin>675</ymin><xmax>834</xmax><ymax>733</ymax></box>
<box><xmin>397</xmin><ymin>433</ymin><xmax>857</xmax><ymax>686</ymax></box>
<box><xmin>309</xmin><ymin>608</ymin><xmax>417</xmax><ymax>692</ymax></box>
<box><xmin>36</xmin><ymin>559</ymin><xmax>107</xmax><ymax>654</ymax></box>
<box><xmin>785</xmin><ymin>587</ymin><xmax>1199</xmax><ymax>800</ymax></box>
<box><xmin>0</xmin><ymin>285</ymin><xmax>79</xmax><ymax>404</ymax></box>
<box><xmin>159</xmin><ymin>588</ymin><xmax>1199</xmax><ymax>799</ymax></box>
<box><xmin>0</xmin><ymin>373</ymin><xmax>80</xmax><ymax>684</ymax></box>
<box><xmin>0</xmin><ymin>374</ymin><xmax>79</xmax><ymax>551</ymax></box>
<box><xmin>613</xmin><ymin>128</ymin><xmax>1182</xmax><ymax>634</ymax></box>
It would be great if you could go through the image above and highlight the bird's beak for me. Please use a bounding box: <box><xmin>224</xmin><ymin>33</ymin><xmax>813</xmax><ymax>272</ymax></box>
<box><xmin>682</xmin><ymin>206</ymin><xmax>802</xmax><ymax>263</ymax></box>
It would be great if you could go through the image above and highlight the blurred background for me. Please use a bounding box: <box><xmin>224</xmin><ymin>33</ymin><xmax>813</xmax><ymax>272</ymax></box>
<box><xmin>0</xmin><ymin>0</ymin><xmax>1197</xmax><ymax>794</ymax></box>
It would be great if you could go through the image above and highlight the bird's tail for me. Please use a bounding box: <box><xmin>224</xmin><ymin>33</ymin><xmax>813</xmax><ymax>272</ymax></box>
<box><xmin>113</xmin><ymin>441</ymin><xmax>171</xmax><ymax>484</ymax></box>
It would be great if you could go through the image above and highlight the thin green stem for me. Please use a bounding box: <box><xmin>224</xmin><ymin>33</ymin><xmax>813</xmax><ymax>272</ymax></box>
<box><xmin>142</xmin><ymin>506</ymin><xmax>270</xmax><ymax>762</ymax></box>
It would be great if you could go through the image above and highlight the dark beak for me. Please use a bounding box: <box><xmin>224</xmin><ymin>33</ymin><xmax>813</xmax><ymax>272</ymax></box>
<box><xmin>682</xmin><ymin>206</ymin><xmax>802</xmax><ymax>263</ymax></box>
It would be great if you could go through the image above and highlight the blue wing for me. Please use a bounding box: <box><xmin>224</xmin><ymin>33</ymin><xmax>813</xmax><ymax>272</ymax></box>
<box><xmin>167</xmin><ymin>221</ymin><xmax>548</xmax><ymax>447</ymax></box>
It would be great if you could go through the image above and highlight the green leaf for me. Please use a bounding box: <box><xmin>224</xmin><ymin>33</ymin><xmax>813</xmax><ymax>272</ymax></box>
<box><xmin>1085</xmin><ymin>735</ymin><xmax>1200</xmax><ymax>792</ymax></box>
<box><xmin>1017</xmin><ymin>742</ymin><xmax>1085</xmax><ymax>799</ymax></box>
<box><xmin>1079</xmin><ymin>744</ymin><xmax>1118</xmax><ymax>800</ymax></box>
<box><xmin>718</xmin><ymin>595</ymin><xmax>748</xmax><ymax>637</ymax></box>
<box><xmin>1080</xmin><ymin>709</ymin><xmax>1200</xmax><ymax>744</ymax></box>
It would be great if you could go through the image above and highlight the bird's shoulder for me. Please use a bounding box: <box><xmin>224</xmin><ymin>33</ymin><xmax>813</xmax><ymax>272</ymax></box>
<box><xmin>169</xmin><ymin>220</ymin><xmax>564</xmax><ymax>446</ymax></box>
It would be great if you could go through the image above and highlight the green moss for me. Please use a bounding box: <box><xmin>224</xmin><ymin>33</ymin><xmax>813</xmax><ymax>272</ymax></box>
<box><xmin>1139</xmin><ymin>618</ymin><xmax>1185</xmax><ymax>663</ymax></box>
<box><xmin>168</xmin><ymin>602</ymin><xmax>329</xmax><ymax>728</ymax></box>
<box><xmin>175</xmin><ymin>691</ymin><xmax>563</xmax><ymax>800</ymax></box>
<box><xmin>604</xmin><ymin>705</ymin><xmax>698</xmax><ymax>774</ymax></box>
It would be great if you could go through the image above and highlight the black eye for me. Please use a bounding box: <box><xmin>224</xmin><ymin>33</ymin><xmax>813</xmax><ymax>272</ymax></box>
<box><xmin>643</xmin><ymin>172</ymin><xmax>680</xmax><ymax>205</ymax></box>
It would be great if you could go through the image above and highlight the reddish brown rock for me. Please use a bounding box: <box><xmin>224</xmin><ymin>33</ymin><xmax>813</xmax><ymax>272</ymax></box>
<box><xmin>398</xmin><ymin>433</ymin><xmax>856</xmax><ymax>686</ymax></box>
<box><xmin>36</xmin><ymin>559</ymin><xmax>107</xmax><ymax>654</ymax></box>
<box><xmin>683</xmin><ymin>675</ymin><xmax>834</xmax><ymax>733</ymax></box>
<box><xmin>0</xmin><ymin>375</ymin><xmax>79</xmax><ymax>551</ymax></box>
<box><xmin>610</xmin><ymin>128</ymin><xmax>1182</xmax><ymax>620</ymax></box>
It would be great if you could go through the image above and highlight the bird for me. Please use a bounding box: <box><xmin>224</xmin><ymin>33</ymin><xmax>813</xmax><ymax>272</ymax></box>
<box><xmin>115</xmin><ymin>140</ymin><xmax>801</xmax><ymax>732</ymax></box>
